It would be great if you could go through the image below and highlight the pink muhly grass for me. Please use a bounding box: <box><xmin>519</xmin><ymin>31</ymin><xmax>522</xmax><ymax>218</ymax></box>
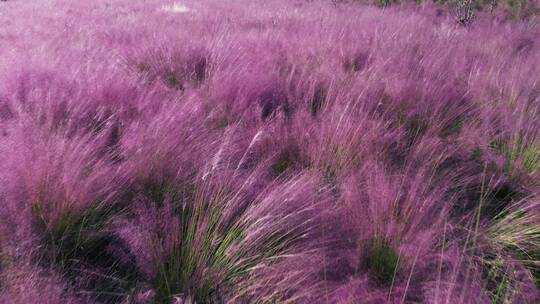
<box><xmin>0</xmin><ymin>0</ymin><xmax>539</xmax><ymax>303</ymax></box>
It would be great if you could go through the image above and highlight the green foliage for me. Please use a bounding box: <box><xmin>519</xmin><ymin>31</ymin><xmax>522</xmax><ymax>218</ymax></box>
<box><xmin>491</xmin><ymin>207</ymin><xmax>540</xmax><ymax>256</ymax></box>
<box><xmin>378</xmin><ymin>0</ymin><xmax>400</xmax><ymax>7</ymax></box>
<box><xmin>471</xmin><ymin>146</ymin><xmax>483</xmax><ymax>161</ymax></box>
<box><xmin>490</xmin><ymin>135</ymin><xmax>540</xmax><ymax>176</ymax></box>
<box><xmin>366</xmin><ymin>237</ymin><xmax>401</xmax><ymax>286</ymax></box>
<box><xmin>162</xmin><ymin>70</ymin><xmax>185</xmax><ymax>91</ymax></box>
<box><xmin>142</xmin><ymin>180</ymin><xmax>194</xmax><ymax>208</ymax></box>
<box><xmin>484</xmin><ymin>255</ymin><xmax>512</xmax><ymax>304</ymax></box>
<box><xmin>152</xmin><ymin>185</ymin><xmax>306</xmax><ymax>303</ymax></box>
<box><xmin>153</xmin><ymin>203</ymin><xmax>238</xmax><ymax>303</ymax></box>
<box><xmin>360</xmin><ymin>0</ymin><xmax>539</xmax><ymax>20</ymax></box>
<box><xmin>271</xmin><ymin>146</ymin><xmax>302</xmax><ymax>177</ymax></box>
<box><xmin>32</xmin><ymin>202</ymin><xmax>112</xmax><ymax>269</ymax></box>
<box><xmin>405</xmin><ymin>116</ymin><xmax>430</xmax><ymax>140</ymax></box>
<box><xmin>271</xmin><ymin>158</ymin><xmax>293</xmax><ymax>177</ymax></box>
<box><xmin>505</xmin><ymin>0</ymin><xmax>529</xmax><ymax>14</ymax></box>
<box><xmin>32</xmin><ymin>201</ymin><xmax>138</xmax><ymax>302</ymax></box>
<box><xmin>488</xmin><ymin>201</ymin><xmax>540</xmax><ymax>290</ymax></box>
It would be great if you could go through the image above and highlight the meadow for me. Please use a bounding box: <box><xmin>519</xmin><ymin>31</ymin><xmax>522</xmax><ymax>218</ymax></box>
<box><xmin>0</xmin><ymin>0</ymin><xmax>539</xmax><ymax>303</ymax></box>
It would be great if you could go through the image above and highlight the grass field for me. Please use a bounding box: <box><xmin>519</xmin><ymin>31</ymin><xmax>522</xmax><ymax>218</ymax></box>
<box><xmin>0</xmin><ymin>0</ymin><xmax>539</xmax><ymax>303</ymax></box>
